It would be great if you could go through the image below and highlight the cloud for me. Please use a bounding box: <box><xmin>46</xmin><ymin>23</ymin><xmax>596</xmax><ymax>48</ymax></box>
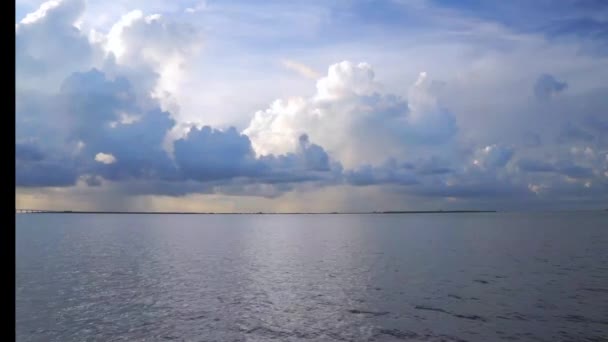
<box><xmin>83</xmin><ymin>175</ymin><xmax>103</xmax><ymax>187</ymax></box>
<box><xmin>174</xmin><ymin>126</ymin><xmax>261</xmax><ymax>182</ymax></box>
<box><xmin>557</xmin><ymin>122</ymin><xmax>594</xmax><ymax>144</ymax></box>
<box><xmin>16</xmin><ymin>142</ymin><xmax>44</xmax><ymax>162</ymax></box>
<box><xmin>95</xmin><ymin>152</ymin><xmax>117</xmax><ymax>164</ymax></box>
<box><xmin>57</xmin><ymin>68</ymin><xmax>177</xmax><ymax>182</ymax></box>
<box><xmin>173</xmin><ymin>127</ymin><xmax>341</xmax><ymax>189</ymax></box>
<box><xmin>522</xmin><ymin>131</ymin><xmax>542</xmax><ymax>148</ymax></box>
<box><xmin>244</xmin><ymin>61</ymin><xmax>457</xmax><ymax>167</ymax></box>
<box><xmin>555</xmin><ymin>161</ymin><xmax>595</xmax><ymax>179</ymax></box>
<box><xmin>14</xmin><ymin>0</ymin><xmax>342</xmax><ymax>196</ymax></box>
<box><xmin>185</xmin><ymin>2</ymin><xmax>207</xmax><ymax>14</ymax></box>
<box><xmin>416</xmin><ymin>156</ymin><xmax>453</xmax><ymax>175</ymax></box>
<box><xmin>97</xmin><ymin>7</ymin><xmax>201</xmax><ymax>116</ymax></box>
<box><xmin>472</xmin><ymin>144</ymin><xmax>514</xmax><ymax>169</ymax></box>
<box><xmin>281</xmin><ymin>59</ymin><xmax>322</xmax><ymax>79</ymax></box>
<box><xmin>292</xmin><ymin>134</ymin><xmax>331</xmax><ymax>171</ymax></box>
<box><xmin>517</xmin><ymin>159</ymin><xmax>556</xmax><ymax>172</ymax></box>
<box><xmin>14</xmin><ymin>0</ymin><xmax>608</xmax><ymax>210</ymax></box>
<box><xmin>344</xmin><ymin>161</ymin><xmax>418</xmax><ymax>186</ymax></box>
<box><xmin>16</xmin><ymin>0</ymin><xmax>99</xmax><ymax>90</ymax></box>
<box><xmin>517</xmin><ymin>158</ymin><xmax>596</xmax><ymax>180</ymax></box>
<box><xmin>534</xmin><ymin>74</ymin><xmax>568</xmax><ymax>100</ymax></box>
<box><xmin>16</xmin><ymin>160</ymin><xmax>79</xmax><ymax>187</ymax></box>
<box><xmin>16</xmin><ymin>141</ymin><xmax>79</xmax><ymax>187</ymax></box>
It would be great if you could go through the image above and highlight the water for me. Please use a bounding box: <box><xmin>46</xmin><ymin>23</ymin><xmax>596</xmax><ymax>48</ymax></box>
<box><xmin>16</xmin><ymin>212</ymin><xmax>608</xmax><ymax>341</ymax></box>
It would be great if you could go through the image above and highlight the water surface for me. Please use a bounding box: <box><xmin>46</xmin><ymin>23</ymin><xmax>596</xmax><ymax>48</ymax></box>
<box><xmin>16</xmin><ymin>213</ymin><xmax>608</xmax><ymax>341</ymax></box>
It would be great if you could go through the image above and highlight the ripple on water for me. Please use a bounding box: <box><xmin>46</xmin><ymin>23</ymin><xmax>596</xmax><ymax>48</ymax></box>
<box><xmin>348</xmin><ymin>309</ymin><xmax>390</xmax><ymax>316</ymax></box>
<box><xmin>15</xmin><ymin>213</ymin><xmax>608</xmax><ymax>342</ymax></box>
<box><xmin>415</xmin><ymin>305</ymin><xmax>489</xmax><ymax>323</ymax></box>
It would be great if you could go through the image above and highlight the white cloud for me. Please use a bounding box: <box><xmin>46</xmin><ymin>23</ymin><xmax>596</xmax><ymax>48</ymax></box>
<box><xmin>19</xmin><ymin>0</ymin><xmax>61</xmax><ymax>24</ymax></box>
<box><xmin>185</xmin><ymin>1</ymin><xmax>206</xmax><ymax>13</ymax></box>
<box><xmin>244</xmin><ymin>61</ymin><xmax>457</xmax><ymax>168</ymax></box>
<box><xmin>281</xmin><ymin>59</ymin><xmax>321</xmax><ymax>79</ymax></box>
<box><xmin>16</xmin><ymin>0</ymin><xmax>100</xmax><ymax>91</ymax></box>
<box><xmin>95</xmin><ymin>152</ymin><xmax>117</xmax><ymax>164</ymax></box>
<box><xmin>104</xmin><ymin>10</ymin><xmax>144</xmax><ymax>60</ymax></box>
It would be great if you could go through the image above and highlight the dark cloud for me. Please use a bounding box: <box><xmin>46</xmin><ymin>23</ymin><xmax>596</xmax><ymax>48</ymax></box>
<box><xmin>83</xmin><ymin>175</ymin><xmax>103</xmax><ymax>187</ymax></box>
<box><xmin>544</xmin><ymin>17</ymin><xmax>608</xmax><ymax>54</ymax></box>
<box><xmin>174</xmin><ymin>128</ymin><xmax>340</xmax><ymax>189</ymax></box>
<box><xmin>522</xmin><ymin>131</ymin><xmax>542</xmax><ymax>148</ymax></box>
<box><xmin>16</xmin><ymin>141</ymin><xmax>80</xmax><ymax>187</ymax></box>
<box><xmin>584</xmin><ymin>114</ymin><xmax>608</xmax><ymax>133</ymax></box>
<box><xmin>476</xmin><ymin>145</ymin><xmax>514</xmax><ymax>169</ymax></box>
<box><xmin>59</xmin><ymin>69</ymin><xmax>178</xmax><ymax>182</ymax></box>
<box><xmin>583</xmin><ymin>114</ymin><xmax>608</xmax><ymax>146</ymax></box>
<box><xmin>15</xmin><ymin>63</ymin><xmax>343</xmax><ymax>193</ymax></box>
<box><xmin>174</xmin><ymin>126</ymin><xmax>261</xmax><ymax>182</ymax></box>
<box><xmin>16</xmin><ymin>161</ymin><xmax>78</xmax><ymax>187</ymax></box>
<box><xmin>16</xmin><ymin>152</ymin><xmax>79</xmax><ymax>188</ymax></box>
<box><xmin>556</xmin><ymin>122</ymin><xmax>594</xmax><ymax>144</ymax></box>
<box><xmin>344</xmin><ymin>160</ymin><xmax>419</xmax><ymax>186</ymax></box>
<box><xmin>517</xmin><ymin>159</ymin><xmax>556</xmax><ymax>172</ymax></box>
<box><xmin>16</xmin><ymin>142</ymin><xmax>44</xmax><ymax>162</ymax></box>
<box><xmin>556</xmin><ymin>162</ymin><xmax>594</xmax><ymax>179</ymax></box>
<box><xmin>410</xmin><ymin>181</ymin><xmax>529</xmax><ymax>199</ymax></box>
<box><xmin>534</xmin><ymin>74</ymin><xmax>568</xmax><ymax>100</ymax></box>
<box><xmin>61</xmin><ymin>69</ymin><xmax>136</xmax><ymax>136</ymax></box>
<box><xmin>295</xmin><ymin>134</ymin><xmax>331</xmax><ymax>171</ymax></box>
<box><xmin>518</xmin><ymin>158</ymin><xmax>594</xmax><ymax>179</ymax></box>
<box><xmin>416</xmin><ymin>156</ymin><xmax>453</xmax><ymax>175</ymax></box>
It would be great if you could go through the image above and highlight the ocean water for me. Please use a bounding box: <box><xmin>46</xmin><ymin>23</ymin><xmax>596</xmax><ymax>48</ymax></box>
<box><xmin>15</xmin><ymin>212</ymin><xmax>608</xmax><ymax>341</ymax></box>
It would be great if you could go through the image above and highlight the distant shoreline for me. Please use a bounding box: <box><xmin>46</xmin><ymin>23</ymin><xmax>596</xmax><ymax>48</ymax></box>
<box><xmin>17</xmin><ymin>210</ymin><xmax>498</xmax><ymax>215</ymax></box>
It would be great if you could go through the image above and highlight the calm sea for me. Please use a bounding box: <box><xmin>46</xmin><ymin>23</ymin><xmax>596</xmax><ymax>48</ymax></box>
<box><xmin>16</xmin><ymin>212</ymin><xmax>608</xmax><ymax>341</ymax></box>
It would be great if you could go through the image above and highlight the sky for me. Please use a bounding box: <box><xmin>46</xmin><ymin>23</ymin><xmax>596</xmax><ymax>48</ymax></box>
<box><xmin>15</xmin><ymin>0</ymin><xmax>608</xmax><ymax>212</ymax></box>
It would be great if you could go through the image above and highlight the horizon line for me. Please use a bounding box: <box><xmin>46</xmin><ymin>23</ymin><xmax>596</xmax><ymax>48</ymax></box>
<box><xmin>14</xmin><ymin>209</ymin><xmax>608</xmax><ymax>215</ymax></box>
<box><xmin>16</xmin><ymin>209</ymin><xmax>498</xmax><ymax>215</ymax></box>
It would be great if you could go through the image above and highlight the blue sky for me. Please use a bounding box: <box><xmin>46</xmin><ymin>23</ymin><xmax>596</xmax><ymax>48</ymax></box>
<box><xmin>15</xmin><ymin>0</ymin><xmax>608</xmax><ymax>211</ymax></box>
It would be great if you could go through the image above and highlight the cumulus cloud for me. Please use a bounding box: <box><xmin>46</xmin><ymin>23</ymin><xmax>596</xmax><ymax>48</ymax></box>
<box><xmin>174</xmin><ymin>126</ymin><xmax>260</xmax><ymax>182</ymax></box>
<box><xmin>14</xmin><ymin>0</ymin><xmax>608</xmax><ymax>209</ymax></box>
<box><xmin>15</xmin><ymin>0</ymin><xmax>192</xmax><ymax>187</ymax></box>
<box><xmin>55</xmin><ymin>68</ymin><xmax>179</xmax><ymax>182</ymax></box>
<box><xmin>95</xmin><ymin>153</ymin><xmax>117</xmax><ymax>164</ymax></box>
<box><xmin>534</xmin><ymin>74</ymin><xmax>568</xmax><ymax>100</ymax></box>
<box><xmin>244</xmin><ymin>61</ymin><xmax>457</xmax><ymax>167</ymax></box>
<box><xmin>14</xmin><ymin>0</ymin><xmax>343</xmax><ymax>196</ymax></box>
<box><xmin>16</xmin><ymin>0</ymin><xmax>99</xmax><ymax>90</ymax></box>
<box><xmin>288</xmin><ymin>134</ymin><xmax>331</xmax><ymax>172</ymax></box>
<box><xmin>173</xmin><ymin>127</ymin><xmax>341</xmax><ymax>189</ymax></box>
<box><xmin>101</xmin><ymin>9</ymin><xmax>201</xmax><ymax>114</ymax></box>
